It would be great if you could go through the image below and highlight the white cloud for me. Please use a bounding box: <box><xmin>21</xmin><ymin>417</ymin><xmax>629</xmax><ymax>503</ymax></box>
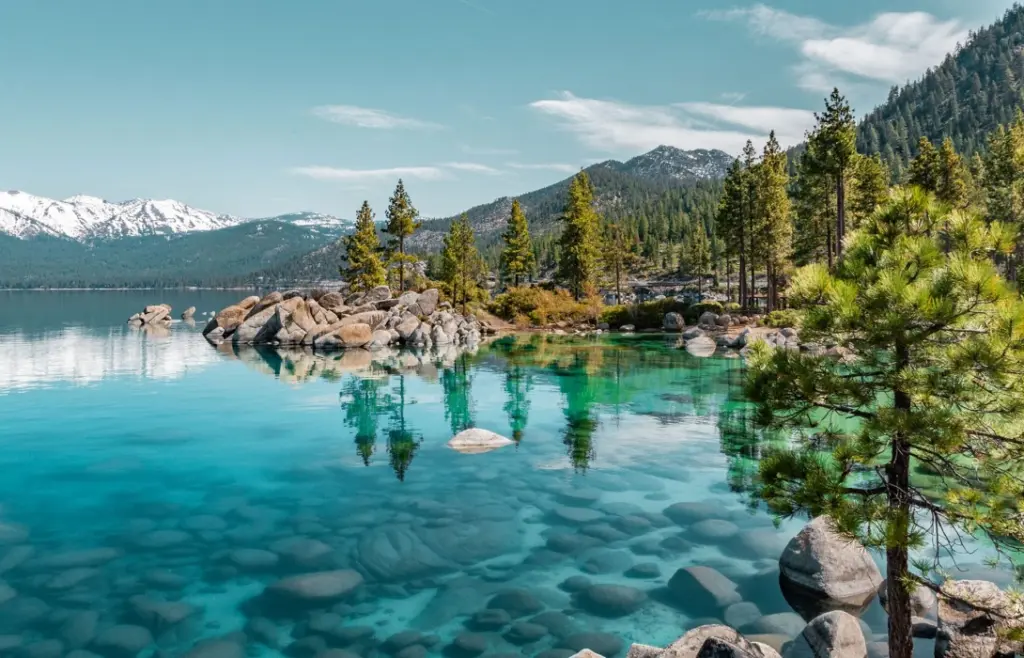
<box><xmin>507</xmin><ymin>162</ymin><xmax>580</xmax><ymax>174</ymax></box>
<box><xmin>702</xmin><ymin>4</ymin><xmax>969</xmax><ymax>91</ymax></box>
<box><xmin>310</xmin><ymin>105</ymin><xmax>443</xmax><ymax>130</ymax></box>
<box><xmin>442</xmin><ymin>162</ymin><xmax>501</xmax><ymax>174</ymax></box>
<box><xmin>719</xmin><ymin>91</ymin><xmax>748</xmax><ymax>103</ymax></box>
<box><xmin>529</xmin><ymin>92</ymin><xmax>812</xmax><ymax>156</ymax></box>
<box><xmin>291</xmin><ymin>166</ymin><xmax>446</xmax><ymax>182</ymax></box>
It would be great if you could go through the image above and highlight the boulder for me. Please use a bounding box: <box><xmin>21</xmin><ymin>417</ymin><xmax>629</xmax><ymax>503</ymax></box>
<box><xmin>779</xmin><ymin>516</ymin><xmax>882</xmax><ymax>611</ymax></box>
<box><xmin>318</xmin><ymin>292</ymin><xmax>347</xmax><ymax>312</ymax></box>
<box><xmin>315</xmin><ymin>323</ymin><xmax>373</xmax><ymax>349</ymax></box>
<box><xmin>620</xmin><ymin>324</ymin><xmax>636</xmax><ymax>333</ymax></box>
<box><xmin>697</xmin><ymin>638</ymin><xmax>758</xmax><ymax>658</ymax></box>
<box><xmin>626</xmin><ymin>645</ymin><xmax>662</xmax><ymax>658</ymax></box>
<box><xmin>661</xmin><ymin>625</ymin><xmax>759</xmax><ymax>658</ymax></box>
<box><xmin>301</xmin><ymin>321</ymin><xmax>343</xmax><ymax>346</ymax></box>
<box><xmin>232</xmin><ymin>305</ymin><xmax>278</xmax><ymax>344</ymax></box>
<box><xmin>448</xmin><ymin>429</ymin><xmax>515</xmax><ymax>454</ymax></box>
<box><xmin>664</xmin><ymin>313</ymin><xmax>685</xmax><ymax>331</ymax></box>
<box><xmin>682</xmin><ymin>327</ymin><xmax>704</xmax><ymax>339</ymax></box>
<box><xmin>577</xmin><ymin>584</ymin><xmax>647</xmax><ymax>618</ymax></box>
<box><xmin>264</xmin><ymin>570</ymin><xmax>363</xmax><ymax>605</ymax></box>
<box><xmin>780</xmin><ymin>610</ymin><xmax>865</xmax><ymax>658</ymax></box>
<box><xmin>181</xmin><ymin>306</ymin><xmax>196</xmax><ymax>320</ymax></box>
<box><xmin>716</xmin><ymin>314</ymin><xmax>732</xmax><ymax>327</ymax></box>
<box><xmin>364</xmin><ymin>285</ymin><xmax>392</xmax><ymax>304</ymax></box>
<box><xmin>698</xmin><ymin>311</ymin><xmax>719</xmax><ymax>326</ymax></box>
<box><xmin>431</xmin><ymin>324</ymin><xmax>451</xmax><ymax>345</ymax></box>
<box><xmin>247</xmin><ymin>292</ymin><xmax>283</xmax><ymax>318</ymax></box>
<box><xmin>667</xmin><ymin>566</ymin><xmax>742</xmax><ymax>611</ymax></box>
<box><xmin>935</xmin><ymin>579</ymin><xmax>1024</xmax><ymax>658</ymax></box>
<box><xmin>339</xmin><ymin>311</ymin><xmax>389</xmax><ymax>330</ymax></box>
<box><xmin>238</xmin><ymin>295</ymin><xmax>261</xmax><ymax>311</ymax></box>
<box><xmin>877</xmin><ymin>578</ymin><xmax>936</xmax><ymax>617</ymax></box>
<box><xmin>397</xmin><ymin>291</ymin><xmax>420</xmax><ymax>308</ymax></box>
<box><xmin>396</xmin><ymin>314</ymin><xmax>421</xmax><ymax>341</ymax></box>
<box><xmin>685</xmin><ymin>336</ymin><xmax>717</xmax><ymax>358</ymax></box>
<box><xmin>91</xmin><ymin>625</ymin><xmax>153</xmax><ymax>658</ymax></box>
<box><xmin>140</xmin><ymin>306</ymin><xmax>170</xmax><ymax>325</ymax></box>
<box><xmin>203</xmin><ymin>305</ymin><xmax>247</xmax><ymax>337</ymax></box>
<box><xmin>417</xmin><ymin>289</ymin><xmax>440</xmax><ymax>315</ymax></box>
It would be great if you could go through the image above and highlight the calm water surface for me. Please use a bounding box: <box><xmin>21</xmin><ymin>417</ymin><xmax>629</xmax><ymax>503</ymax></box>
<box><xmin>0</xmin><ymin>291</ymin><xmax>982</xmax><ymax>657</ymax></box>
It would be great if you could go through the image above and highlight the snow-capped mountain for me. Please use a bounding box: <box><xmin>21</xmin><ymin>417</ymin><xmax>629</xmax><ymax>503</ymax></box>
<box><xmin>616</xmin><ymin>145</ymin><xmax>735</xmax><ymax>181</ymax></box>
<box><xmin>0</xmin><ymin>191</ymin><xmax>351</xmax><ymax>241</ymax></box>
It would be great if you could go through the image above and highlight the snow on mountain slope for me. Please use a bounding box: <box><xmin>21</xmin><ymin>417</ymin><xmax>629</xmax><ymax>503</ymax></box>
<box><xmin>619</xmin><ymin>145</ymin><xmax>734</xmax><ymax>181</ymax></box>
<box><xmin>0</xmin><ymin>191</ymin><xmax>350</xmax><ymax>241</ymax></box>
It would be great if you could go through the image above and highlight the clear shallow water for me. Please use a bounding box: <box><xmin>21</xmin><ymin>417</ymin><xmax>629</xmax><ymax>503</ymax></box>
<box><xmin>0</xmin><ymin>291</ymin><xmax>993</xmax><ymax>658</ymax></box>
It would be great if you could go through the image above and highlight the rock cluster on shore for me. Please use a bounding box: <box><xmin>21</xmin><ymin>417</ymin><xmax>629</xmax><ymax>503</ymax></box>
<box><xmin>126</xmin><ymin>304</ymin><xmax>173</xmax><ymax>327</ymax></box>
<box><xmin>201</xmin><ymin>286</ymin><xmax>487</xmax><ymax>350</ymax></box>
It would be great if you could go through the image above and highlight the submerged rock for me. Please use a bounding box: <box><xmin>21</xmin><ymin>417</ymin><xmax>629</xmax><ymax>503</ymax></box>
<box><xmin>447</xmin><ymin>428</ymin><xmax>515</xmax><ymax>454</ymax></box>
<box><xmin>780</xmin><ymin>610</ymin><xmax>865</xmax><ymax>658</ymax></box>
<box><xmin>778</xmin><ymin>516</ymin><xmax>882</xmax><ymax>614</ymax></box>
<box><xmin>577</xmin><ymin>584</ymin><xmax>646</xmax><ymax>618</ymax></box>
<box><xmin>263</xmin><ymin>570</ymin><xmax>364</xmax><ymax>606</ymax></box>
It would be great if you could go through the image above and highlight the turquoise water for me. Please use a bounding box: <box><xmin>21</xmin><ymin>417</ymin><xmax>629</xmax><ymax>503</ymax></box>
<box><xmin>0</xmin><ymin>291</ymin><xmax>988</xmax><ymax>657</ymax></box>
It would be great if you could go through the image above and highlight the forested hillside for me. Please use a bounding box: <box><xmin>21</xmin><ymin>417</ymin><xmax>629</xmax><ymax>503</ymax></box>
<box><xmin>0</xmin><ymin>220</ymin><xmax>338</xmax><ymax>288</ymax></box>
<box><xmin>858</xmin><ymin>4</ymin><xmax>1024</xmax><ymax>178</ymax></box>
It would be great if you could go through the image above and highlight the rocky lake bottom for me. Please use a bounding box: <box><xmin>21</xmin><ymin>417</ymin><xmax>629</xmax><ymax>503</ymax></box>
<box><xmin>0</xmin><ymin>291</ymin><xmax>1012</xmax><ymax>658</ymax></box>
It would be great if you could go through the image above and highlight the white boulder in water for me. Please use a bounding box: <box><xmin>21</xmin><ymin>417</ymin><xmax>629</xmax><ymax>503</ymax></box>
<box><xmin>447</xmin><ymin>428</ymin><xmax>515</xmax><ymax>454</ymax></box>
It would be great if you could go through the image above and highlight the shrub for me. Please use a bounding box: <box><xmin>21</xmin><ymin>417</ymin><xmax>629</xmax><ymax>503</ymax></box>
<box><xmin>598</xmin><ymin>299</ymin><xmax>688</xmax><ymax>329</ymax></box>
<box><xmin>683</xmin><ymin>300</ymin><xmax>725</xmax><ymax>323</ymax></box>
<box><xmin>724</xmin><ymin>302</ymin><xmax>742</xmax><ymax>314</ymax></box>
<box><xmin>489</xmin><ymin>287</ymin><xmax>601</xmax><ymax>326</ymax></box>
<box><xmin>764</xmin><ymin>309</ymin><xmax>801</xmax><ymax>328</ymax></box>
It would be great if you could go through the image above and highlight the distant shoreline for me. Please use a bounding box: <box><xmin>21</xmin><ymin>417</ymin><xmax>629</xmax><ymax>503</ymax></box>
<box><xmin>1</xmin><ymin>283</ymin><xmax>344</xmax><ymax>292</ymax></box>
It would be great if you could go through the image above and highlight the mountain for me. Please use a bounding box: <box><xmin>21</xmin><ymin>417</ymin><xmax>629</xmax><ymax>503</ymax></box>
<box><xmin>610</xmin><ymin>146</ymin><xmax>734</xmax><ymax>181</ymax></box>
<box><xmin>857</xmin><ymin>5</ymin><xmax>1024</xmax><ymax>176</ymax></box>
<box><xmin>262</xmin><ymin>145</ymin><xmax>726</xmax><ymax>283</ymax></box>
<box><xmin>0</xmin><ymin>219</ymin><xmax>346</xmax><ymax>288</ymax></box>
<box><xmin>0</xmin><ymin>191</ymin><xmax>354</xmax><ymax>242</ymax></box>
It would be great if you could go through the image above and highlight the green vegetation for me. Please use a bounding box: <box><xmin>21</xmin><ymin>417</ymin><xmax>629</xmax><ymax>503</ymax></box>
<box><xmin>746</xmin><ymin>188</ymin><xmax>1024</xmax><ymax>658</ymax></box>
<box><xmin>343</xmin><ymin>201</ymin><xmax>387</xmax><ymax>292</ymax></box>
<box><xmin>761</xmin><ymin>309</ymin><xmax>800</xmax><ymax>329</ymax></box>
<box><xmin>489</xmin><ymin>287</ymin><xmax>602</xmax><ymax>327</ymax></box>
<box><xmin>440</xmin><ymin>214</ymin><xmax>486</xmax><ymax>314</ymax></box>
<box><xmin>556</xmin><ymin>171</ymin><xmax>602</xmax><ymax>300</ymax></box>
<box><xmin>384</xmin><ymin>179</ymin><xmax>422</xmax><ymax>293</ymax></box>
<box><xmin>499</xmin><ymin>199</ymin><xmax>535</xmax><ymax>287</ymax></box>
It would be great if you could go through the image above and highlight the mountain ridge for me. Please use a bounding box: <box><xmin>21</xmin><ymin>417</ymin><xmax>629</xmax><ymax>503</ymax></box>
<box><xmin>0</xmin><ymin>190</ymin><xmax>352</xmax><ymax>242</ymax></box>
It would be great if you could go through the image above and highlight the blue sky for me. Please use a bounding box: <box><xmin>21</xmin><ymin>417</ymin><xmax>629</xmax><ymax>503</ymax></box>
<box><xmin>0</xmin><ymin>0</ymin><xmax>1013</xmax><ymax>220</ymax></box>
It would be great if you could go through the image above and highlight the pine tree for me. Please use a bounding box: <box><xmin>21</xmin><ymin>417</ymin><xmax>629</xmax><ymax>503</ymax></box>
<box><xmin>343</xmin><ymin>201</ymin><xmax>387</xmax><ymax>292</ymax></box>
<box><xmin>384</xmin><ymin>179</ymin><xmax>422</xmax><ymax>293</ymax></box>
<box><xmin>679</xmin><ymin>224</ymin><xmax>711</xmax><ymax>295</ymax></box>
<box><xmin>907</xmin><ymin>137</ymin><xmax>939</xmax><ymax>192</ymax></box>
<box><xmin>849</xmin><ymin>154</ymin><xmax>889</xmax><ymax>229</ymax></box>
<box><xmin>441</xmin><ymin>214</ymin><xmax>485</xmax><ymax>314</ymax></box>
<box><xmin>792</xmin><ymin>146</ymin><xmax>833</xmax><ymax>267</ymax></box>
<box><xmin>746</xmin><ymin>188</ymin><xmax>1024</xmax><ymax>658</ymax></box>
<box><xmin>556</xmin><ymin>171</ymin><xmax>602</xmax><ymax>300</ymax></box>
<box><xmin>601</xmin><ymin>221</ymin><xmax>642</xmax><ymax>303</ymax></box>
<box><xmin>936</xmin><ymin>137</ymin><xmax>969</xmax><ymax>207</ymax></box>
<box><xmin>742</xmin><ymin>141</ymin><xmax>760</xmax><ymax>306</ymax></box>
<box><xmin>755</xmin><ymin>131</ymin><xmax>792</xmax><ymax>312</ymax></box>
<box><xmin>808</xmin><ymin>89</ymin><xmax>857</xmax><ymax>259</ymax></box>
<box><xmin>500</xmin><ymin>199</ymin><xmax>535</xmax><ymax>288</ymax></box>
<box><xmin>717</xmin><ymin>159</ymin><xmax>748</xmax><ymax>303</ymax></box>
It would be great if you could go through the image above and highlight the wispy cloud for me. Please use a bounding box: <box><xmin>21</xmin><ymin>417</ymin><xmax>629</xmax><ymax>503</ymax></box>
<box><xmin>719</xmin><ymin>91</ymin><xmax>748</xmax><ymax>104</ymax></box>
<box><xmin>460</xmin><ymin>144</ymin><xmax>519</xmax><ymax>156</ymax></box>
<box><xmin>529</xmin><ymin>92</ymin><xmax>813</xmax><ymax>155</ymax></box>
<box><xmin>311</xmin><ymin>105</ymin><xmax>443</xmax><ymax>130</ymax></box>
<box><xmin>507</xmin><ymin>162</ymin><xmax>580</xmax><ymax>174</ymax></box>
<box><xmin>442</xmin><ymin>162</ymin><xmax>501</xmax><ymax>175</ymax></box>
<box><xmin>701</xmin><ymin>4</ymin><xmax>969</xmax><ymax>91</ymax></box>
<box><xmin>291</xmin><ymin>166</ymin><xmax>446</xmax><ymax>182</ymax></box>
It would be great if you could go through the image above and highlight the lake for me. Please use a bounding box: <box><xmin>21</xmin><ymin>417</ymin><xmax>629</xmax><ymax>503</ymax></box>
<box><xmin>0</xmin><ymin>291</ymin><xmax>982</xmax><ymax>658</ymax></box>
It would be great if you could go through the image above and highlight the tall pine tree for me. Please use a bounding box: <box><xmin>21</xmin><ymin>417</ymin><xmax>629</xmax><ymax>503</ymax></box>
<box><xmin>500</xmin><ymin>199</ymin><xmax>535</xmax><ymax>287</ymax></box>
<box><xmin>343</xmin><ymin>201</ymin><xmax>387</xmax><ymax>292</ymax></box>
<box><xmin>384</xmin><ymin>179</ymin><xmax>421</xmax><ymax>293</ymax></box>
<box><xmin>747</xmin><ymin>188</ymin><xmax>1024</xmax><ymax>658</ymax></box>
<box><xmin>808</xmin><ymin>88</ymin><xmax>857</xmax><ymax>259</ymax></box>
<box><xmin>556</xmin><ymin>171</ymin><xmax>601</xmax><ymax>300</ymax></box>
<box><xmin>602</xmin><ymin>221</ymin><xmax>642</xmax><ymax>303</ymax></box>
<box><xmin>441</xmin><ymin>214</ymin><xmax>486</xmax><ymax>314</ymax></box>
<box><xmin>756</xmin><ymin>131</ymin><xmax>791</xmax><ymax>312</ymax></box>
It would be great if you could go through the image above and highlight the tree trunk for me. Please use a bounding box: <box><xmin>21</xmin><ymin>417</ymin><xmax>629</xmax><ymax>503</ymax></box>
<box><xmin>826</xmin><ymin>221</ymin><xmax>834</xmax><ymax>271</ymax></box>
<box><xmin>727</xmin><ymin>258</ymin><xmax>733</xmax><ymax>303</ymax></box>
<box><xmin>615</xmin><ymin>260</ymin><xmax>621</xmax><ymax>303</ymax></box>
<box><xmin>738</xmin><ymin>224</ymin><xmax>747</xmax><ymax>309</ymax></box>
<box><xmin>836</xmin><ymin>170</ymin><xmax>846</xmax><ymax>259</ymax></box>
<box><xmin>886</xmin><ymin>434</ymin><xmax>914</xmax><ymax>658</ymax></box>
<box><xmin>398</xmin><ymin>236</ymin><xmax>406</xmax><ymax>293</ymax></box>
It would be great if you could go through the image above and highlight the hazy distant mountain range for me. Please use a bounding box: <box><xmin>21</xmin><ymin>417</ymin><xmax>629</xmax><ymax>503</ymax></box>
<box><xmin>0</xmin><ymin>145</ymin><xmax>732</xmax><ymax>287</ymax></box>
<box><xmin>0</xmin><ymin>190</ymin><xmax>351</xmax><ymax>241</ymax></box>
